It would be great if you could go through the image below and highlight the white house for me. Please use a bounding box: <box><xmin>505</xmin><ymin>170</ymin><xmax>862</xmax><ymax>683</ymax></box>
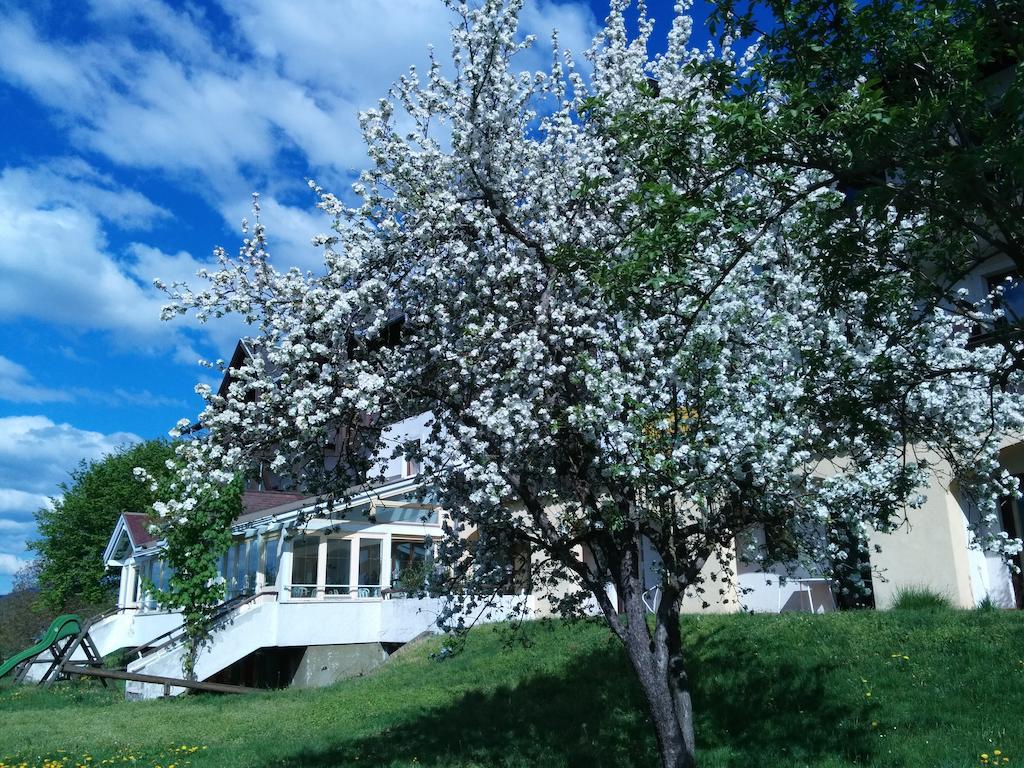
<box><xmin>90</xmin><ymin>412</ymin><xmax>532</xmax><ymax>698</ymax></box>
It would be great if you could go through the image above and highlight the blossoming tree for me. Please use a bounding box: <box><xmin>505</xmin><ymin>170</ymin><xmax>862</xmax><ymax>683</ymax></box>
<box><xmin>157</xmin><ymin>2</ymin><xmax>1022</xmax><ymax>765</ymax></box>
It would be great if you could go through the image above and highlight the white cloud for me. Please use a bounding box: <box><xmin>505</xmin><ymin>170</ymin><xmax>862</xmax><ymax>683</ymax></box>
<box><xmin>0</xmin><ymin>162</ymin><xmax>225</xmax><ymax>353</ymax></box>
<box><xmin>0</xmin><ymin>416</ymin><xmax>140</xmax><ymax>577</ymax></box>
<box><xmin>0</xmin><ymin>158</ymin><xmax>169</xmax><ymax>229</ymax></box>
<box><xmin>215</xmin><ymin>193</ymin><xmax>333</xmax><ymax>274</ymax></box>
<box><xmin>0</xmin><ymin>518</ymin><xmax>39</xmax><ymax>534</ymax></box>
<box><xmin>58</xmin><ymin>345</ymin><xmax>92</xmax><ymax>364</ymax></box>
<box><xmin>0</xmin><ymin>0</ymin><xmax>599</xmax><ymax>382</ymax></box>
<box><xmin>0</xmin><ymin>1</ymin><xmax>599</xmax><ymax>200</ymax></box>
<box><xmin>0</xmin><ymin>489</ymin><xmax>52</xmax><ymax>516</ymax></box>
<box><xmin>0</xmin><ymin>185</ymin><xmax>163</xmax><ymax>336</ymax></box>
<box><xmin>126</xmin><ymin>243</ymin><xmax>212</xmax><ymax>289</ymax></box>
<box><xmin>0</xmin><ymin>356</ymin><xmax>71</xmax><ymax>404</ymax></box>
<box><xmin>0</xmin><ymin>355</ymin><xmax>189</xmax><ymax>409</ymax></box>
<box><xmin>0</xmin><ymin>415</ymin><xmax>140</xmax><ymax>498</ymax></box>
<box><xmin>99</xmin><ymin>388</ymin><xmax>188</xmax><ymax>409</ymax></box>
<box><xmin>0</xmin><ymin>553</ymin><xmax>30</xmax><ymax>576</ymax></box>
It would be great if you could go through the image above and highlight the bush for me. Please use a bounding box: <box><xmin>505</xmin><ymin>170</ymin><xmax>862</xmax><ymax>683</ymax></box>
<box><xmin>891</xmin><ymin>585</ymin><xmax>953</xmax><ymax>610</ymax></box>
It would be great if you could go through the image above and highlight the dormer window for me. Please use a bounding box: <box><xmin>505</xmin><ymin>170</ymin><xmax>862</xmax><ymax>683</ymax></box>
<box><xmin>402</xmin><ymin>440</ymin><xmax>421</xmax><ymax>478</ymax></box>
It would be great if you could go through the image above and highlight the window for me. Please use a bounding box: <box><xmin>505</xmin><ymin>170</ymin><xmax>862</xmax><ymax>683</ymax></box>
<box><xmin>325</xmin><ymin>539</ymin><xmax>352</xmax><ymax>596</ymax></box>
<box><xmin>357</xmin><ymin>539</ymin><xmax>383</xmax><ymax>597</ymax></box>
<box><xmin>763</xmin><ymin>522</ymin><xmax>799</xmax><ymax>565</ymax></box>
<box><xmin>224</xmin><ymin>546</ymin><xmax>237</xmax><ymax>597</ymax></box>
<box><xmin>223</xmin><ymin>542</ymin><xmax>250</xmax><ymax>598</ymax></box>
<box><xmin>263</xmin><ymin>534</ymin><xmax>281</xmax><ymax>587</ymax></box>
<box><xmin>159</xmin><ymin>562</ymin><xmax>174</xmax><ymax>592</ymax></box>
<box><xmin>290</xmin><ymin>536</ymin><xmax>320</xmax><ymax>598</ymax></box>
<box><xmin>245</xmin><ymin>539</ymin><xmax>259</xmax><ymax>593</ymax></box>
<box><xmin>139</xmin><ymin>558</ymin><xmax>173</xmax><ymax>609</ymax></box>
<box><xmin>373</xmin><ymin>503</ymin><xmax>439</xmax><ymax>525</ymax></box>
<box><xmin>998</xmin><ymin>475</ymin><xmax>1024</xmax><ymax>609</ymax></box>
<box><xmin>130</xmin><ymin>567</ymin><xmax>141</xmax><ymax>605</ymax></box>
<box><xmin>503</xmin><ymin>541</ymin><xmax>532</xmax><ymax>595</ymax></box>
<box><xmin>139</xmin><ymin>559</ymin><xmax>157</xmax><ymax>610</ymax></box>
<box><xmin>391</xmin><ymin>539</ymin><xmax>430</xmax><ymax>590</ymax></box>
<box><xmin>402</xmin><ymin>440</ymin><xmax>421</xmax><ymax>478</ymax></box>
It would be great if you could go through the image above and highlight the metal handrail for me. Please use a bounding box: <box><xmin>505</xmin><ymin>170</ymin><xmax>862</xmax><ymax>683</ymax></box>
<box><xmin>87</xmin><ymin>605</ymin><xmax>125</xmax><ymax>625</ymax></box>
<box><xmin>127</xmin><ymin>591</ymin><xmax>260</xmax><ymax>661</ymax></box>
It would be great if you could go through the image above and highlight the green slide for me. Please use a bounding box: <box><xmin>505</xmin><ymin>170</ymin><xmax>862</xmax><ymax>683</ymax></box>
<box><xmin>0</xmin><ymin>614</ymin><xmax>82</xmax><ymax>680</ymax></box>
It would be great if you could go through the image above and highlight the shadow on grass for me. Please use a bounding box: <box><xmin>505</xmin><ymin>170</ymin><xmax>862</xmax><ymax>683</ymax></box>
<box><xmin>263</xmin><ymin>633</ymin><xmax>874</xmax><ymax>768</ymax></box>
<box><xmin>689</xmin><ymin>622</ymin><xmax>874</xmax><ymax>766</ymax></box>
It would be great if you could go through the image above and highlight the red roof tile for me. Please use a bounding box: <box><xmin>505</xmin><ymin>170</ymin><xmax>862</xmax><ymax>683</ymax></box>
<box><xmin>122</xmin><ymin>512</ymin><xmax>159</xmax><ymax>548</ymax></box>
<box><xmin>241</xmin><ymin>490</ymin><xmax>307</xmax><ymax>517</ymax></box>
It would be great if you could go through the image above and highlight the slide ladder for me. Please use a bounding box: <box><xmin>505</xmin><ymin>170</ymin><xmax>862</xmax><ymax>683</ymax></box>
<box><xmin>0</xmin><ymin>604</ymin><xmax>258</xmax><ymax>696</ymax></box>
<box><xmin>0</xmin><ymin>614</ymin><xmax>106</xmax><ymax>686</ymax></box>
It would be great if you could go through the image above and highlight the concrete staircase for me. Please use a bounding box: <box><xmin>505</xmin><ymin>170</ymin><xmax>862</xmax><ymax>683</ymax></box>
<box><xmin>123</xmin><ymin>593</ymin><xmax>535</xmax><ymax>699</ymax></box>
<box><xmin>125</xmin><ymin>596</ymin><xmax>273</xmax><ymax>699</ymax></box>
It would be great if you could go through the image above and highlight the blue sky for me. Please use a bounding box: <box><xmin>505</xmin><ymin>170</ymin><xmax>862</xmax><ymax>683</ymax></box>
<box><xmin>0</xmin><ymin>0</ymin><xmax>717</xmax><ymax>593</ymax></box>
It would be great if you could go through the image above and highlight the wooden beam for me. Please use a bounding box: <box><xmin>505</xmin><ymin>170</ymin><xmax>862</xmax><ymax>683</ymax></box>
<box><xmin>62</xmin><ymin>665</ymin><xmax>259</xmax><ymax>695</ymax></box>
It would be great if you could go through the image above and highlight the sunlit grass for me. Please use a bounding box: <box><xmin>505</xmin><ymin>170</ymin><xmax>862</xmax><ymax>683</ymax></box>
<box><xmin>2</xmin><ymin>610</ymin><xmax>1022</xmax><ymax>767</ymax></box>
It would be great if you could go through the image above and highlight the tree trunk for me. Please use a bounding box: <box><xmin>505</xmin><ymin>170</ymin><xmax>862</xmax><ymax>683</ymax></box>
<box><xmin>604</xmin><ymin>553</ymin><xmax>697</xmax><ymax>768</ymax></box>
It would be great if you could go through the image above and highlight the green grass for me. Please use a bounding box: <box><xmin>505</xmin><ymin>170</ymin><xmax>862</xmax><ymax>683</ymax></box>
<box><xmin>891</xmin><ymin>585</ymin><xmax>955</xmax><ymax>610</ymax></box>
<box><xmin>1</xmin><ymin>610</ymin><xmax>1022</xmax><ymax>768</ymax></box>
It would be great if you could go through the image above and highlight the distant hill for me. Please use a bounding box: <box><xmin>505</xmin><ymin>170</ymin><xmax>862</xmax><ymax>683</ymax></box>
<box><xmin>0</xmin><ymin>589</ymin><xmax>46</xmax><ymax>659</ymax></box>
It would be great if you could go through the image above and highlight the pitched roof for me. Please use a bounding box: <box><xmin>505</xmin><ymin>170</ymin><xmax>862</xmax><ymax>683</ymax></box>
<box><xmin>239</xmin><ymin>490</ymin><xmax>308</xmax><ymax>521</ymax></box>
<box><xmin>122</xmin><ymin>512</ymin><xmax>159</xmax><ymax>548</ymax></box>
<box><xmin>230</xmin><ymin>476</ymin><xmax>409</xmax><ymax>529</ymax></box>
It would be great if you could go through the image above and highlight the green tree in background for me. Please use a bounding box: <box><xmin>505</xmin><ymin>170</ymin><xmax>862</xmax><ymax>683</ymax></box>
<box><xmin>29</xmin><ymin>439</ymin><xmax>177</xmax><ymax>612</ymax></box>
<box><xmin>709</xmin><ymin>0</ymin><xmax>1023</xmax><ymax>300</ymax></box>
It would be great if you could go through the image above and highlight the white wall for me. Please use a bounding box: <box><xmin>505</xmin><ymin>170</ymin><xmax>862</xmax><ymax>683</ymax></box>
<box><xmin>125</xmin><ymin>595</ymin><xmax>535</xmax><ymax>698</ymax></box>
<box><xmin>376</xmin><ymin>411</ymin><xmax>433</xmax><ymax>479</ymax></box>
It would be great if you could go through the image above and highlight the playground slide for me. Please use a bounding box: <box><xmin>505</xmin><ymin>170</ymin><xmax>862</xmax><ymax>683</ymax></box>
<box><xmin>0</xmin><ymin>614</ymin><xmax>82</xmax><ymax>680</ymax></box>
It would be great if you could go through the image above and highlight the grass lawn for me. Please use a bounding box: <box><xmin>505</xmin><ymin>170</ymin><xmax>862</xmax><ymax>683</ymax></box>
<box><xmin>1</xmin><ymin>609</ymin><xmax>1022</xmax><ymax>768</ymax></box>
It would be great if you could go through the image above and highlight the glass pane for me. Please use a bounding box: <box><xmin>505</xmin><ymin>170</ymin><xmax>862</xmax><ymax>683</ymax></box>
<box><xmin>325</xmin><ymin>539</ymin><xmax>351</xmax><ymax>595</ymax></box>
<box><xmin>233</xmin><ymin>542</ymin><xmax>247</xmax><ymax>596</ymax></box>
<box><xmin>358</xmin><ymin>539</ymin><xmax>382</xmax><ymax>596</ymax></box>
<box><xmin>375</xmin><ymin>505</ymin><xmax>439</xmax><ymax>525</ymax></box>
<box><xmin>225</xmin><ymin>546</ymin><xmax>237</xmax><ymax>596</ymax></box>
<box><xmin>140</xmin><ymin>560</ymin><xmax>156</xmax><ymax>609</ymax></box>
<box><xmin>390</xmin><ymin>540</ymin><xmax>428</xmax><ymax>586</ymax></box>
<box><xmin>155</xmin><ymin>561</ymin><xmax>165</xmax><ymax>592</ymax></box>
<box><xmin>290</xmin><ymin>536</ymin><xmax>320</xmax><ymax>598</ymax></box>
<box><xmin>246</xmin><ymin>540</ymin><xmax>259</xmax><ymax>593</ymax></box>
<box><xmin>264</xmin><ymin>535</ymin><xmax>280</xmax><ymax>587</ymax></box>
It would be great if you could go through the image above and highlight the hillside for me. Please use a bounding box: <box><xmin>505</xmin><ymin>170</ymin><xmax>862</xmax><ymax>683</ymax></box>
<box><xmin>1</xmin><ymin>609</ymin><xmax>1022</xmax><ymax>768</ymax></box>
